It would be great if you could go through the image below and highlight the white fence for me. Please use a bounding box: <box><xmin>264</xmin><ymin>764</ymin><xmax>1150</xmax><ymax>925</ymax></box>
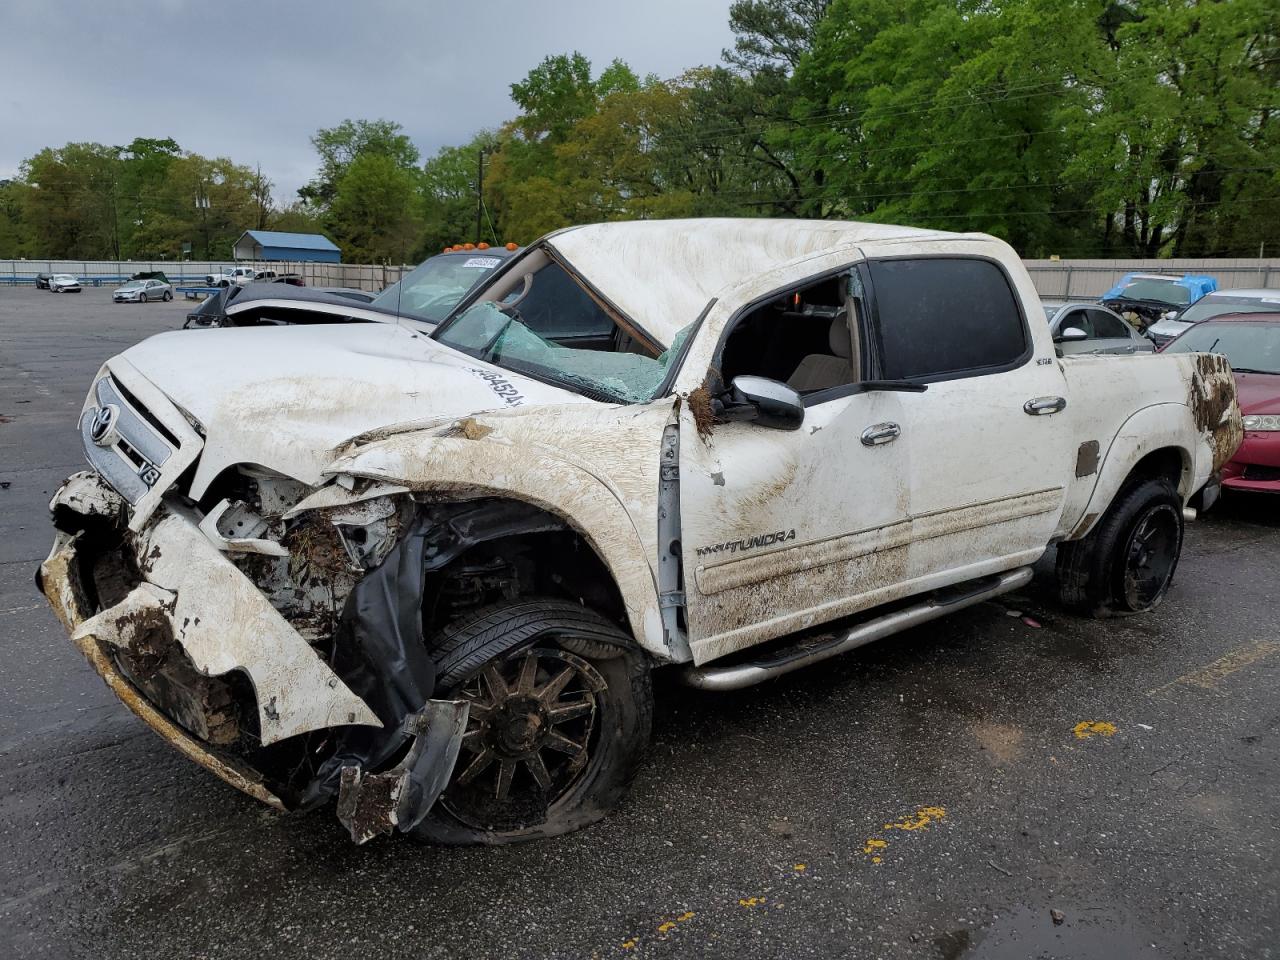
<box><xmin>4</xmin><ymin>256</ymin><xmax>1279</xmax><ymax>297</ymax></box>
<box><xmin>0</xmin><ymin>259</ymin><xmax>410</xmax><ymax>291</ymax></box>
<box><xmin>1023</xmin><ymin>258</ymin><xmax>1280</xmax><ymax>299</ymax></box>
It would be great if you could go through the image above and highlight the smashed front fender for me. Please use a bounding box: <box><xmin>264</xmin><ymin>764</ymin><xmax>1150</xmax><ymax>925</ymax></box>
<box><xmin>49</xmin><ymin>478</ymin><xmax>382</xmax><ymax>745</ymax></box>
<box><xmin>40</xmin><ymin>472</ymin><xmax>471</xmax><ymax>841</ymax></box>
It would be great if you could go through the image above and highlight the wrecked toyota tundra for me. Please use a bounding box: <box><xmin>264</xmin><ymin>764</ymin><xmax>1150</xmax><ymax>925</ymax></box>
<box><xmin>39</xmin><ymin>219</ymin><xmax>1242</xmax><ymax>844</ymax></box>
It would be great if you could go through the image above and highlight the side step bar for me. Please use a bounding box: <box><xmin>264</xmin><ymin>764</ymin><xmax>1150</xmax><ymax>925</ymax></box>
<box><xmin>679</xmin><ymin>566</ymin><xmax>1034</xmax><ymax>691</ymax></box>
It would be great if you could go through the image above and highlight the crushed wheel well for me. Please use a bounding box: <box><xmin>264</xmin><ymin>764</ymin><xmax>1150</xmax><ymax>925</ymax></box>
<box><xmin>419</xmin><ymin>505</ymin><xmax>627</xmax><ymax>642</ymax></box>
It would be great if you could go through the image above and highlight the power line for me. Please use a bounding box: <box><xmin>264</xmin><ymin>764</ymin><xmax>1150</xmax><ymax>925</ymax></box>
<box><xmin>621</xmin><ymin>52</ymin><xmax>1280</xmax><ymax>154</ymax></box>
<box><xmin>643</xmin><ymin>165</ymin><xmax>1280</xmax><ymax>207</ymax></box>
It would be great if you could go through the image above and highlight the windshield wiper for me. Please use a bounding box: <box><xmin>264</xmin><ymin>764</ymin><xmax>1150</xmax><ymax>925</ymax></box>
<box><xmin>1229</xmin><ymin>367</ymin><xmax>1274</xmax><ymax>375</ymax></box>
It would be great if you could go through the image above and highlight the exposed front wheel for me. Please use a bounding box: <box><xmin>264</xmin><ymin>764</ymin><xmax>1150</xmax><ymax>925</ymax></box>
<box><xmin>413</xmin><ymin>598</ymin><xmax>652</xmax><ymax>845</ymax></box>
<box><xmin>139</xmin><ymin>292</ymin><xmax>148</xmax><ymax>303</ymax></box>
<box><xmin>1056</xmin><ymin>477</ymin><xmax>1184</xmax><ymax>617</ymax></box>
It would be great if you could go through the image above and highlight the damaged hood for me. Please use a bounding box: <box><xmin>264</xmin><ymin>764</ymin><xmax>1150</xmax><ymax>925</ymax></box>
<box><xmin>118</xmin><ymin>323</ymin><xmax>591</xmax><ymax>497</ymax></box>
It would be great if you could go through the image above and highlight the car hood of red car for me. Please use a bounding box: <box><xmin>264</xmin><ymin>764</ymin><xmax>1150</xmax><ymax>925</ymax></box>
<box><xmin>1235</xmin><ymin>371</ymin><xmax>1280</xmax><ymax>415</ymax></box>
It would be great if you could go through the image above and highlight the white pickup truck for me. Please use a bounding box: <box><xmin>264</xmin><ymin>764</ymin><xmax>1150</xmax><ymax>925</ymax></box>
<box><xmin>205</xmin><ymin>266</ymin><xmax>273</xmax><ymax>287</ymax></box>
<box><xmin>40</xmin><ymin>219</ymin><xmax>1241</xmax><ymax>845</ymax></box>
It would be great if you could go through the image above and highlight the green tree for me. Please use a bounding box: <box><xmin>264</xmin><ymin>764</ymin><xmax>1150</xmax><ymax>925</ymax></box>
<box><xmin>115</xmin><ymin>137</ymin><xmax>181</xmax><ymax>257</ymax></box>
<box><xmin>419</xmin><ymin>131</ymin><xmax>502</xmax><ymax>254</ymax></box>
<box><xmin>1062</xmin><ymin>0</ymin><xmax>1280</xmax><ymax>256</ymax></box>
<box><xmin>21</xmin><ymin>143</ymin><xmax>124</xmax><ymax>258</ymax></box>
<box><xmin>269</xmin><ymin>202</ymin><xmax>323</xmax><ymax>235</ymax></box>
<box><xmin>724</xmin><ymin>0</ymin><xmax>832</xmax><ymax>73</ymax></box>
<box><xmin>0</xmin><ymin>180</ymin><xmax>34</xmax><ymax>258</ymax></box>
<box><xmin>785</xmin><ymin>0</ymin><xmax>1278</xmax><ymax>257</ymax></box>
<box><xmin>328</xmin><ymin>153</ymin><xmax>421</xmax><ymax>262</ymax></box>
<box><xmin>299</xmin><ymin>118</ymin><xmax>419</xmax><ymax>209</ymax></box>
<box><xmin>487</xmin><ymin>53</ymin><xmax>643</xmax><ymax>240</ymax></box>
<box><xmin>787</xmin><ymin>0</ymin><xmax>1107</xmax><ymax>253</ymax></box>
<box><xmin>131</xmin><ymin>153</ymin><xmax>263</xmax><ymax>259</ymax></box>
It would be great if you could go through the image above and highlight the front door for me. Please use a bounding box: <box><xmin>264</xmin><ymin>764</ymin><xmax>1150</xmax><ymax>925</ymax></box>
<box><xmin>677</xmin><ymin>264</ymin><xmax>917</xmax><ymax>666</ymax></box>
<box><xmin>679</xmin><ymin>390</ymin><xmax>915</xmax><ymax>665</ymax></box>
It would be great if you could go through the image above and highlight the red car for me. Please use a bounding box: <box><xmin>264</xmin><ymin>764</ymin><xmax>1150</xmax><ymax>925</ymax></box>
<box><xmin>1162</xmin><ymin>312</ymin><xmax>1280</xmax><ymax>496</ymax></box>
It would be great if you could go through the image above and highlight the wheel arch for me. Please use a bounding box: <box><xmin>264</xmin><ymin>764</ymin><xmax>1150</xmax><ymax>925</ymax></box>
<box><xmin>326</xmin><ymin>436</ymin><xmax>669</xmax><ymax>660</ymax></box>
<box><xmin>1063</xmin><ymin>402</ymin><xmax>1195</xmax><ymax>541</ymax></box>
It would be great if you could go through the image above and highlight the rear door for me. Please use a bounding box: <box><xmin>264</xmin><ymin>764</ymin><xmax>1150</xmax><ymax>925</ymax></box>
<box><xmin>858</xmin><ymin>251</ymin><xmax>1075</xmax><ymax>586</ymax></box>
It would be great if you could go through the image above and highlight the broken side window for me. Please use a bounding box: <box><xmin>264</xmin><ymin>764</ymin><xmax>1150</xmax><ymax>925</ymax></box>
<box><xmin>716</xmin><ymin>271</ymin><xmax>859</xmax><ymax>400</ymax></box>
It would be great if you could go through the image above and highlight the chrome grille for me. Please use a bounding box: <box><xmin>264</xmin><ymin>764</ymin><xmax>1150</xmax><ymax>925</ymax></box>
<box><xmin>80</xmin><ymin>376</ymin><xmax>175</xmax><ymax>505</ymax></box>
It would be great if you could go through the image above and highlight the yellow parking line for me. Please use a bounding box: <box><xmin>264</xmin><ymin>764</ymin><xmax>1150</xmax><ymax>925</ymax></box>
<box><xmin>1147</xmin><ymin>640</ymin><xmax>1280</xmax><ymax>696</ymax></box>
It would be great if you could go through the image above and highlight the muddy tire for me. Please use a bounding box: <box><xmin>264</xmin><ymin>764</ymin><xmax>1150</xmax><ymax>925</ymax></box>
<box><xmin>1056</xmin><ymin>477</ymin><xmax>1183</xmax><ymax>618</ymax></box>
<box><xmin>413</xmin><ymin>598</ymin><xmax>652</xmax><ymax>845</ymax></box>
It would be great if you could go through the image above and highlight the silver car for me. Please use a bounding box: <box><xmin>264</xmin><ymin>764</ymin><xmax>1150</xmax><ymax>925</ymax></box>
<box><xmin>1043</xmin><ymin>301</ymin><xmax>1154</xmax><ymax>355</ymax></box>
<box><xmin>113</xmin><ymin>278</ymin><xmax>174</xmax><ymax>303</ymax></box>
<box><xmin>48</xmin><ymin>274</ymin><xmax>82</xmax><ymax>293</ymax></box>
<box><xmin>1146</xmin><ymin>289</ymin><xmax>1280</xmax><ymax>348</ymax></box>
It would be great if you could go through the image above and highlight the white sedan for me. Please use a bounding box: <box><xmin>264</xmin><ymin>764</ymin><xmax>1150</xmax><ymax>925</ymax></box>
<box><xmin>49</xmin><ymin>274</ymin><xmax>82</xmax><ymax>293</ymax></box>
<box><xmin>113</xmin><ymin>279</ymin><xmax>174</xmax><ymax>303</ymax></box>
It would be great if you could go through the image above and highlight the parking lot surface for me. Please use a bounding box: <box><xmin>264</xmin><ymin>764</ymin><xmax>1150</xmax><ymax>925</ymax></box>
<box><xmin>1</xmin><ymin>286</ymin><xmax>1277</xmax><ymax>959</ymax></box>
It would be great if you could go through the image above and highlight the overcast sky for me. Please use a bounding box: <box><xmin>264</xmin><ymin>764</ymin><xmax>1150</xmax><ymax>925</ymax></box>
<box><xmin>1</xmin><ymin>0</ymin><xmax>735</xmax><ymax>200</ymax></box>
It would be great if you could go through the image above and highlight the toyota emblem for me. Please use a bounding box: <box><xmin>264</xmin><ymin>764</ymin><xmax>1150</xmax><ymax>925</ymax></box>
<box><xmin>89</xmin><ymin>404</ymin><xmax>120</xmax><ymax>447</ymax></box>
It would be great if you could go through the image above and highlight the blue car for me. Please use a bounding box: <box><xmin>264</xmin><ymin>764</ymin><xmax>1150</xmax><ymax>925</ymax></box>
<box><xmin>1099</xmin><ymin>272</ymin><xmax>1218</xmax><ymax>330</ymax></box>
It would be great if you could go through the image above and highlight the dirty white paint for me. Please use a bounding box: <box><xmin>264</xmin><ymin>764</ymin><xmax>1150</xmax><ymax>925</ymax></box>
<box><xmin>82</xmin><ymin>356</ymin><xmax>204</xmax><ymax>531</ymax></box>
<box><xmin>329</xmin><ymin>401</ymin><xmax>674</xmax><ymax>658</ymax></box>
<box><xmin>667</xmin><ymin>233</ymin><xmax>1239</xmax><ymax>663</ymax></box>
<box><xmin>116</xmin><ymin>323</ymin><xmax>595</xmax><ymax>499</ymax></box>
<box><xmin>51</xmin><ymin>219</ymin><xmax>1241</xmax><ymax>705</ymax></box>
<box><xmin>51</xmin><ymin>474</ymin><xmax>380</xmax><ymax>744</ymax></box>
<box><xmin>550</xmin><ymin>219</ymin><xmax>957</xmax><ymax>347</ymax></box>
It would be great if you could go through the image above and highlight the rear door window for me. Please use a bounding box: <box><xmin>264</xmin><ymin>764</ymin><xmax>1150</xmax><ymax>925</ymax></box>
<box><xmin>866</xmin><ymin>258</ymin><xmax>1029</xmax><ymax>381</ymax></box>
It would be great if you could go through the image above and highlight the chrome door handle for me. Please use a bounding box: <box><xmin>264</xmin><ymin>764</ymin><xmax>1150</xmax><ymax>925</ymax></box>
<box><xmin>861</xmin><ymin>422</ymin><xmax>901</xmax><ymax>446</ymax></box>
<box><xmin>1024</xmin><ymin>396</ymin><xmax>1067</xmax><ymax>416</ymax></box>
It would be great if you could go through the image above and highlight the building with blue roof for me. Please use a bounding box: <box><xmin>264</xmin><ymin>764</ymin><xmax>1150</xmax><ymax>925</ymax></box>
<box><xmin>232</xmin><ymin>230</ymin><xmax>342</xmax><ymax>263</ymax></box>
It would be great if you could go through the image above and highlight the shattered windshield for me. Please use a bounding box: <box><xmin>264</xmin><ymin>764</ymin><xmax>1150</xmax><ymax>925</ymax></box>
<box><xmin>434</xmin><ymin>255</ymin><xmax>690</xmax><ymax>403</ymax></box>
<box><xmin>372</xmin><ymin>253</ymin><xmax>504</xmax><ymax>323</ymax></box>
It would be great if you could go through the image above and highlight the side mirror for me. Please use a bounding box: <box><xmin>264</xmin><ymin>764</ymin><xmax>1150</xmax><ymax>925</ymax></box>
<box><xmin>1054</xmin><ymin>326</ymin><xmax>1088</xmax><ymax>343</ymax></box>
<box><xmin>720</xmin><ymin>375</ymin><xmax>805</xmax><ymax>431</ymax></box>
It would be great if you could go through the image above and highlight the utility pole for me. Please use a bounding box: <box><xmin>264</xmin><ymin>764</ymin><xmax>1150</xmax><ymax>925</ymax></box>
<box><xmin>476</xmin><ymin>148</ymin><xmax>485</xmax><ymax>245</ymax></box>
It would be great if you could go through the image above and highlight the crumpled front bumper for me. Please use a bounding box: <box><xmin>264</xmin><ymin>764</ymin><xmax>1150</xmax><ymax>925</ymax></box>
<box><xmin>39</xmin><ymin>471</ymin><xmax>467</xmax><ymax>842</ymax></box>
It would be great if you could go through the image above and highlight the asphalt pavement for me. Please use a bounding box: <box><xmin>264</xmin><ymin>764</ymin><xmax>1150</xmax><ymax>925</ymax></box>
<box><xmin>1</xmin><ymin>286</ymin><xmax>1277</xmax><ymax>959</ymax></box>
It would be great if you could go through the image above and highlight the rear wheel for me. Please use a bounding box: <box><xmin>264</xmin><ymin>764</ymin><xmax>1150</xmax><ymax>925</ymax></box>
<box><xmin>163</xmin><ymin>290</ymin><xmax>172</xmax><ymax>301</ymax></box>
<box><xmin>1056</xmin><ymin>477</ymin><xmax>1183</xmax><ymax>617</ymax></box>
<box><xmin>412</xmin><ymin>598</ymin><xmax>651</xmax><ymax>845</ymax></box>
